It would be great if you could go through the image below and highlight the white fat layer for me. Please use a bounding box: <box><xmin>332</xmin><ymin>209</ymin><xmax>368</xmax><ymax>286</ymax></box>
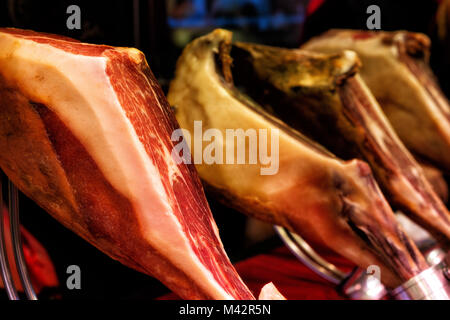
<box><xmin>258</xmin><ymin>282</ymin><xmax>286</xmax><ymax>300</ymax></box>
<box><xmin>0</xmin><ymin>32</ymin><xmax>232</xmax><ymax>299</ymax></box>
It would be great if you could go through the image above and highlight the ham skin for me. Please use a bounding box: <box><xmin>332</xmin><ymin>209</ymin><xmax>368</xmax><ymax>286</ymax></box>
<box><xmin>229</xmin><ymin>41</ymin><xmax>450</xmax><ymax>248</ymax></box>
<box><xmin>168</xmin><ymin>29</ymin><xmax>429</xmax><ymax>289</ymax></box>
<box><xmin>302</xmin><ymin>30</ymin><xmax>450</xmax><ymax>172</ymax></box>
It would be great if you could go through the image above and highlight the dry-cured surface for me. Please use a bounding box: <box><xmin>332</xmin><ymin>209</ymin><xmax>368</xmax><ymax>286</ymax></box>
<box><xmin>168</xmin><ymin>29</ymin><xmax>429</xmax><ymax>288</ymax></box>
<box><xmin>230</xmin><ymin>41</ymin><xmax>450</xmax><ymax>248</ymax></box>
<box><xmin>0</xmin><ymin>28</ymin><xmax>257</xmax><ymax>300</ymax></box>
<box><xmin>303</xmin><ymin>30</ymin><xmax>450</xmax><ymax>172</ymax></box>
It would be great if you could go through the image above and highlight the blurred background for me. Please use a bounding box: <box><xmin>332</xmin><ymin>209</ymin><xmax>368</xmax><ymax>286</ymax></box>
<box><xmin>0</xmin><ymin>0</ymin><xmax>449</xmax><ymax>299</ymax></box>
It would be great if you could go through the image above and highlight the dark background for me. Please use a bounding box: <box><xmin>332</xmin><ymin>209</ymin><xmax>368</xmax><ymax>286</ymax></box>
<box><xmin>0</xmin><ymin>0</ymin><xmax>448</xmax><ymax>299</ymax></box>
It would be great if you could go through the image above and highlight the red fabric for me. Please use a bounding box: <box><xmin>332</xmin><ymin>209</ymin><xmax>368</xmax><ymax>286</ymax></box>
<box><xmin>235</xmin><ymin>246</ymin><xmax>354</xmax><ymax>300</ymax></box>
<box><xmin>159</xmin><ymin>245</ymin><xmax>356</xmax><ymax>300</ymax></box>
<box><xmin>0</xmin><ymin>207</ymin><xmax>59</xmax><ymax>292</ymax></box>
<box><xmin>20</xmin><ymin>226</ymin><xmax>59</xmax><ymax>291</ymax></box>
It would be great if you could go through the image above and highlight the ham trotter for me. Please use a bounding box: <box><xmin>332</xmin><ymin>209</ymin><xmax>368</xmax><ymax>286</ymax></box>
<box><xmin>302</xmin><ymin>30</ymin><xmax>450</xmax><ymax>172</ymax></box>
<box><xmin>230</xmin><ymin>42</ymin><xmax>450</xmax><ymax>248</ymax></box>
<box><xmin>168</xmin><ymin>29</ymin><xmax>429</xmax><ymax>289</ymax></box>
<box><xmin>0</xmin><ymin>28</ymin><xmax>259</xmax><ymax>300</ymax></box>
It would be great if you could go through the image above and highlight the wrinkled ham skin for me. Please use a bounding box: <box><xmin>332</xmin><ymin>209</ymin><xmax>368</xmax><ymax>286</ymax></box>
<box><xmin>0</xmin><ymin>28</ymin><xmax>255</xmax><ymax>300</ymax></box>
<box><xmin>169</xmin><ymin>30</ymin><xmax>429</xmax><ymax>288</ymax></box>
<box><xmin>339</xmin><ymin>78</ymin><xmax>450</xmax><ymax>247</ymax></box>
<box><xmin>332</xmin><ymin>160</ymin><xmax>428</xmax><ymax>281</ymax></box>
<box><xmin>231</xmin><ymin>41</ymin><xmax>450</xmax><ymax>250</ymax></box>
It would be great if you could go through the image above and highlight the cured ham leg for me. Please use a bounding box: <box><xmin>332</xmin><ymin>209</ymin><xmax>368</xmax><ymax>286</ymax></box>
<box><xmin>168</xmin><ymin>29</ymin><xmax>429</xmax><ymax>288</ymax></box>
<box><xmin>230</xmin><ymin>42</ymin><xmax>450</xmax><ymax>248</ymax></box>
<box><xmin>302</xmin><ymin>30</ymin><xmax>450</xmax><ymax>172</ymax></box>
<box><xmin>0</xmin><ymin>28</ymin><xmax>257</xmax><ymax>300</ymax></box>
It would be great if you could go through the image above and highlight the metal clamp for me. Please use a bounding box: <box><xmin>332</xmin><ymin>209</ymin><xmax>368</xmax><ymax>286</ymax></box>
<box><xmin>275</xmin><ymin>225</ymin><xmax>450</xmax><ymax>300</ymax></box>
<box><xmin>391</xmin><ymin>255</ymin><xmax>450</xmax><ymax>300</ymax></box>
<box><xmin>274</xmin><ymin>225</ymin><xmax>387</xmax><ymax>299</ymax></box>
<box><xmin>0</xmin><ymin>171</ymin><xmax>37</xmax><ymax>300</ymax></box>
<box><xmin>274</xmin><ymin>226</ymin><xmax>347</xmax><ymax>284</ymax></box>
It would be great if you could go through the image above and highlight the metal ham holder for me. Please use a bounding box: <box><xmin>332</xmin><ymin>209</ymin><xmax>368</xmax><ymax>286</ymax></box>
<box><xmin>0</xmin><ymin>172</ymin><xmax>37</xmax><ymax>300</ymax></box>
<box><xmin>275</xmin><ymin>225</ymin><xmax>450</xmax><ymax>300</ymax></box>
